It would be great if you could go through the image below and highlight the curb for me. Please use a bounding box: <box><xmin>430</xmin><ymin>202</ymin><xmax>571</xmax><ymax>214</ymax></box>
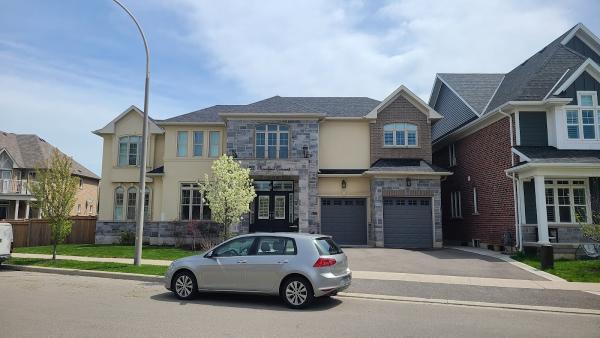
<box><xmin>338</xmin><ymin>292</ymin><xmax>600</xmax><ymax>316</ymax></box>
<box><xmin>3</xmin><ymin>264</ymin><xmax>163</xmax><ymax>283</ymax></box>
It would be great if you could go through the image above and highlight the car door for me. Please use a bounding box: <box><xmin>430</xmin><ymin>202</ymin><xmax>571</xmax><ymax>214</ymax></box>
<box><xmin>243</xmin><ymin>236</ymin><xmax>296</xmax><ymax>292</ymax></box>
<box><xmin>199</xmin><ymin>236</ymin><xmax>257</xmax><ymax>291</ymax></box>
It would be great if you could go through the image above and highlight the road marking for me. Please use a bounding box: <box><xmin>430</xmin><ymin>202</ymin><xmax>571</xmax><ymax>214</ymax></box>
<box><xmin>338</xmin><ymin>292</ymin><xmax>600</xmax><ymax>316</ymax></box>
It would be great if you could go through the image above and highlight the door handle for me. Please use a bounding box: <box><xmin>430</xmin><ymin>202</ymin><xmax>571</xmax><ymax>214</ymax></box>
<box><xmin>237</xmin><ymin>260</ymin><xmax>247</xmax><ymax>264</ymax></box>
<box><xmin>277</xmin><ymin>260</ymin><xmax>289</xmax><ymax>264</ymax></box>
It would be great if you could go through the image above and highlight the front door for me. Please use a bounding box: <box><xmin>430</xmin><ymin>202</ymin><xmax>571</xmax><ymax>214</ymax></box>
<box><xmin>251</xmin><ymin>180</ymin><xmax>295</xmax><ymax>233</ymax></box>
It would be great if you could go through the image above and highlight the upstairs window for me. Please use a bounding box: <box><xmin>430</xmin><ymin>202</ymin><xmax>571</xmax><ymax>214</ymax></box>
<box><xmin>209</xmin><ymin>131</ymin><xmax>221</xmax><ymax>157</ymax></box>
<box><xmin>255</xmin><ymin>124</ymin><xmax>289</xmax><ymax>159</ymax></box>
<box><xmin>383</xmin><ymin>123</ymin><xmax>418</xmax><ymax>147</ymax></box>
<box><xmin>193</xmin><ymin>131</ymin><xmax>204</xmax><ymax>157</ymax></box>
<box><xmin>177</xmin><ymin>131</ymin><xmax>188</xmax><ymax>157</ymax></box>
<box><xmin>448</xmin><ymin>143</ymin><xmax>457</xmax><ymax>167</ymax></box>
<box><xmin>566</xmin><ymin>91</ymin><xmax>599</xmax><ymax>140</ymax></box>
<box><xmin>118</xmin><ymin>136</ymin><xmax>141</xmax><ymax>166</ymax></box>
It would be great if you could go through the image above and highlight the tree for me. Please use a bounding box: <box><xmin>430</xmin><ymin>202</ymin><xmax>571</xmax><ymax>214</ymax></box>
<box><xmin>29</xmin><ymin>150</ymin><xmax>79</xmax><ymax>260</ymax></box>
<box><xmin>201</xmin><ymin>155</ymin><xmax>256</xmax><ymax>238</ymax></box>
<box><xmin>581</xmin><ymin>211</ymin><xmax>600</xmax><ymax>243</ymax></box>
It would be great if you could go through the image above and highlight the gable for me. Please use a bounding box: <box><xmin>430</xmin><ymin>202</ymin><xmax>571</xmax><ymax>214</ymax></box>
<box><xmin>556</xmin><ymin>70</ymin><xmax>600</xmax><ymax>104</ymax></box>
<box><xmin>366</xmin><ymin>85</ymin><xmax>442</xmax><ymax>120</ymax></box>
<box><xmin>431</xmin><ymin>83</ymin><xmax>478</xmax><ymax>141</ymax></box>
<box><xmin>566</xmin><ymin>35</ymin><xmax>600</xmax><ymax>65</ymax></box>
<box><xmin>93</xmin><ymin>106</ymin><xmax>164</xmax><ymax>135</ymax></box>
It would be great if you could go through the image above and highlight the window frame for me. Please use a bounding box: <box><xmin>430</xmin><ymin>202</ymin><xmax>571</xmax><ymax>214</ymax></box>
<box><xmin>255</xmin><ymin>236</ymin><xmax>297</xmax><ymax>256</ymax></box>
<box><xmin>255</xmin><ymin>124</ymin><xmax>289</xmax><ymax>159</ymax></box>
<box><xmin>564</xmin><ymin>91</ymin><xmax>600</xmax><ymax>141</ymax></box>
<box><xmin>450</xmin><ymin>191</ymin><xmax>462</xmax><ymax>219</ymax></box>
<box><xmin>117</xmin><ymin>136</ymin><xmax>141</xmax><ymax>167</ymax></box>
<box><xmin>126</xmin><ymin>187</ymin><xmax>137</xmax><ymax>221</ymax></box>
<box><xmin>176</xmin><ymin>131</ymin><xmax>188</xmax><ymax>157</ymax></box>
<box><xmin>472</xmin><ymin>187</ymin><xmax>479</xmax><ymax>215</ymax></box>
<box><xmin>193</xmin><ymin>131</ymin><xmax>204</xmax><ymax>157</ymax></box>
<box><xmin>448</xmin><ymin>143</ymin><xmax>457</xmax><ymax>167</ymax></box>
<box><xmin>180</xmin><ymin>183</ymin><xmax>209</xmax><ymax>221</ymax></box>
<box><xmin>210</xmin><ymin>236</ymin><xmax>257</xmax><ymax>258</ymax></box>
<box><xmin>544</xmin><ymin>179</ymin><xmax>591</xmax><ymax>224</ymax></box>
<box><xmin>209</xmin><ymin>131</ymin><xmax>221</xmax><ymax>158</ymax></box>
<box><xmin>383</xmin><ymin>123</ymin><xmax>419</xmax><ymax>148</ymax></box>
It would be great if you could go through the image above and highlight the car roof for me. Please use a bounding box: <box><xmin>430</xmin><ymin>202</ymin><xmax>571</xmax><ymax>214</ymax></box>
<box><xmin>236</xmin><ymin>232</ymin><xmax>330</xmax><ymax>240</ymax></box>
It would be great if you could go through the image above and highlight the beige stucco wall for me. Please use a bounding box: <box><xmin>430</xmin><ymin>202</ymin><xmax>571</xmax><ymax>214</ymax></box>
<box><xmin>319</xmin><ymin>120</ymin><xmax>370</xmax><ymax>169</ymax></box>
<box><xmin>317</xmin><ymin>176</ymin><xmax>372</xmax><ymax>226</ymax></box>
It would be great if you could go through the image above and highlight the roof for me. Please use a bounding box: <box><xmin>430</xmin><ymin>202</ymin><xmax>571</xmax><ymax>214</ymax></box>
<box><xmin>437</xmin><ymin>73</ymin><xmax>505</xmax><ymax>114</ymax></box>
<box><xmin>366</xmin><ymin>158</ymin><xmax>451</xmax><ymax>174</ymax></box>
<box><xmin>94</xmin><ymin>106</ymin><xmax>164</xmax><ymax>135</ymax></box>
<box><xmin>365</xmin><ymin>85</ymin><xmax>442</xmax><ymax>120</ymax></box>
<box><xmin>0</xmin><ymin>131</ymin><xmax>100</xmax><ymax>180</ymax></box>
<box><xmin>318</xmin><ymin>169</ymin><xmax>366</xmax><ymax>175</ymax></box>
<box><xmin>430</xmin><ymin>80</ymin><xmax>480</xmax><ymax>141</ymax></box>
<box><xmin>147</xmin><ymin>166</ymin><xmax>164</xmax><ymax>175</ymax></box>
<box><xmin>514</xmin><ymin>146</ymin><xmax>600</xmax><ymax>164</ymax></box>
<box><xmin>160</xmin><ymin>96</ymin><xmax>381</xmax><ymax>123</ymax></box>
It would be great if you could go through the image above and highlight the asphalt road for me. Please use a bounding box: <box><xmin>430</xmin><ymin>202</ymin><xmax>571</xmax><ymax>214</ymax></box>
<box><xmin>1</xmin><ymin>271</ymin><xmax>599</xmax><ymax>338</ymax></box>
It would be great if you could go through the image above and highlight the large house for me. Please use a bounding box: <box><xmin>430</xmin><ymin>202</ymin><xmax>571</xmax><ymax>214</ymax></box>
<box><xmin>0</xmin><ymin>131</ymin><xmax>100</xmax><ymax>220</ymax></box>
<box><xmin>94</xmin><ymin>86</ymin><xmax>451</xmax><ymax>247</ymax></box>
<box><xmin>429</xmin><ymin>23</ymin><xmax>600</xmax><ymax>257</ymax></box>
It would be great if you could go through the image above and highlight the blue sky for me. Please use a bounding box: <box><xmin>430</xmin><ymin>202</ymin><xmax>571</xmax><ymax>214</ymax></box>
<box><xmin>1</xmin><ymin>0</ymin><xmax>599</xmax><ymax>174</ymax></box>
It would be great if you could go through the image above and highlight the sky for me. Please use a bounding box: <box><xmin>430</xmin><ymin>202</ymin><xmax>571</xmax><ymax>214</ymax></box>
<box><xmin>1</xmin><ymin>0</ymin><xmax>599</xmax><ymax>175</ymax></box>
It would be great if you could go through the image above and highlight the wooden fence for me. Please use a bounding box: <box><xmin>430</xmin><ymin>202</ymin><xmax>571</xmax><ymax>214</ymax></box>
<box><xmin>8</xmin><ymin>216</ymin><xmax>97</xmax><ymax>248</ymax></box>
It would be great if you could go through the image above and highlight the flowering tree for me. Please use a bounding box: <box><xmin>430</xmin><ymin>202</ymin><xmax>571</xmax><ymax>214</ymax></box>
<box><xmin>29</xmin><ymin>150</ymin><xmax>79</xmax><ymax>260</ymax></box>
<box><xmin>201</xmin><ymin>155</ymin><xmax>256</xmax><ymax>238</ymax></box>
<box><xmin>581</xmin><ymin>212</ymin><xmax>600</xmax><ymax>242</ymax></box>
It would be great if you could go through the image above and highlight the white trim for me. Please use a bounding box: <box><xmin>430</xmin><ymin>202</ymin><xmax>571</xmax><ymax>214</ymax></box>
<box><xmin>93</xmin><ymin>106</ymin><xmax>164</xmax><ymax>135</ymax></box>
<box><xmin>506</xmin><ymin>162</ymin><xmax>600</xmax><ymax>174</ymax></box>
<box><xmin>560</xmin><ymin>23</ymin><xmax>600</xmax><ymax>57</ymax></box>
<box><xmin>322</xmin><ymin>117</ymin><xmax>367</xmax><ymax>120</ymax></box>
<box><xmin>156</xmin><ymin>121</ymin><xmax>226</xmax><ymax>126</ymax></box>
<box><xmin>427</xmin><ymin>77</ymin><xmax>443</xmax><ymax>109</ymax></box>
<box><xmin>436</xmin><ymin>75</ymin><xmax>480</xmax><ymax>116</ymax></box>
<box><xmin>510</xmin><ymin>148</ymin><xmax>531</xmax><ymax>162</ymax></box>
<box><xmin>553</xmin><ymin>59</ymin><xmax>600</xmax><ymax>95</ymax></box>
<box><xmin>365</xmin><ymin>85</ymin><xmax>443</xmax><ymax>120</ymax></box>
<box><xmin>317</xmin><ymin>173</ymin><xmax>365</xmax><ymax>178</ymax></box>
<box><xmin>219</xmin><ymin>113</ymin><xmax>326</xmax><ymax>119</ymax></box>
<box><xmin>0</xmin><ymin>148</ymin><xmax>19</xmax><ymax>169</ymax></box>
<box><xmin>543</xmin><ymin>69</ymin><xmax>571</xmax><ymax>101</ymax></box>
<box><xmin>382</xmin><ymin>123</ymin><xmax>419</xmax><ymax>147</ymax></box>
<box><xmin>514</xmin><ymin>111</ymin><xmax>521</xmax><ymax>146</ymax></box>
<box><xmin>363</xmin><ymin>171</ymin><xmax>452</xmax><ymax>176</ymax></box>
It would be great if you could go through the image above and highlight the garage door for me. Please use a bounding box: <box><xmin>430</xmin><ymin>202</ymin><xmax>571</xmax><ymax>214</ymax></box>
<box><xmin>321</xmin><ymin>198</ymin><xmax>367</xmax><ymax>246</ymax></box>
<box><xmin>383</xmin><ymin>197</ymin><xmax>432</xmax><ymax>248</ymax></box>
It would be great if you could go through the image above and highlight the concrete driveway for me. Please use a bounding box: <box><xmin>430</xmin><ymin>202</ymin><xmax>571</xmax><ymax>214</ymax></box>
<box><xmin>344</xmin><ymin>248</ymin><xmax>545</xmax><ymax>280</ymax></box>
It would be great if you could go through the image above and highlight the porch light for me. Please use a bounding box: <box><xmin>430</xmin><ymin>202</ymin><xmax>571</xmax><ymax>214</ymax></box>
<box><xmin>302</xmin><ymin>146</ymin><xmax>310</xmax><ymax>158</ymax></box>
<box><xmin>341</xmin><ymin>179</ymin><xmax>347</xmax><ymax>189</ymax></box>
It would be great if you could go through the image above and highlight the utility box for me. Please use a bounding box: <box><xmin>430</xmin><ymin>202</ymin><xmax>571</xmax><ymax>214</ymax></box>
<box><xmin>540</xmin><ymin>244</ymin><xmax>554</xmax><ymax>270</ymax></box>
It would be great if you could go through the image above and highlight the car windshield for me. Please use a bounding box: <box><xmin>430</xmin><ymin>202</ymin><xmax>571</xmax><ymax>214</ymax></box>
<box><xmin>314</xmin><ymin>237</ymin><xmax>343</xmax><ymax>255</ymax></box>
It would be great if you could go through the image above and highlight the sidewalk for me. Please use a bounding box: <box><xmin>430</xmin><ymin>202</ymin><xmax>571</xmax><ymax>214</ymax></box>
<box><xmin>11</xmin><ymin>252</ymin><xmax>600</xmax><ymax>292</ymax></box>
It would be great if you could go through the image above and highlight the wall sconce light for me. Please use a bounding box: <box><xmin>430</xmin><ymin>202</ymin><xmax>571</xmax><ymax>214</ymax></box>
<box><xmin>341</xmin><ymin>179</ymin><xmax>347</xmax><ymax>189</ymax></box>
<box><xmin>229</xmin><ymin>150</ymin><xmax>238</xmax><ymax>158</ymax></box>
<box><xmin>302</xmin><ymin>146</ymin><xmax>310</xmax><ymax>158</ymax></box>
<box><xmin>406</xmin><ymin>177</ymin><xmax>412</xmax><ymax>187</ymax></box>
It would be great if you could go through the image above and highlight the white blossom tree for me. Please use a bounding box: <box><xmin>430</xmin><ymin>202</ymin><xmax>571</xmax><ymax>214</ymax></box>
<box><xmin>201</xmin><ymin>155</ymin><xmax>256</xmax><ymax>238</ymax></box>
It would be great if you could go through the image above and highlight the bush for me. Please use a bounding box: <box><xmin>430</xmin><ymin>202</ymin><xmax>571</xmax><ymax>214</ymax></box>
<box><xmin>119</xmin><ymin>230</ymin><xmax>135</xmax><ymax>245</ymax></box>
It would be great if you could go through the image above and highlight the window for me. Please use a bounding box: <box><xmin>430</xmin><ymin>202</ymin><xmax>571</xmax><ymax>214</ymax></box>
<box><xmin>383</xmin><ymin>123</ymin><xmax>418</xmax><ymax>147</ymax></box>
<box><xmin>472</xmin><ymin>187</ymin><xmax>478</xmax><ymax>214</ymax></box>
<box><xmin>212</xmin><ymin>236</ymin><xmax>256</xmax><ymax>257</ymax></box>
<box><xmin>255</xmin><ymin>124</ymin><xmax>289</xmax><ymax>159</ymax></box>
<box><xmin>450</xmin><ymin>191</ymin><xmax>462</xmax><ymax>218</ymax></box>
<box><xmin>256</xmin><ymin>237</ymin><xmax>296</xmax><ymax>255</ymax></box>
<box><xmin>118</xmin><ymin>136</ymin><xmax>141</xmax><ymax>166</ymax></box>
<box><xmin>144</xmin><ymin>188</ymin><xmax>151</xmax><ymax>219</ymax></box>
<box><xmin>193</xmin><ymin>131</ymin><xmax>204</xmax><ymax>157</ymax></box>
<box><xmin>565</xmin><ymin>92</ymin><xmax>599</xmax><ymax>140</ymax></box>
<box><xmin>544</xmin><ymin>179</ymin><xmax>590</xmax><ymax>224</ymax></box>
<box><xmin>314</xmin><ymin>237</ymin><xmax>343</xmax><ymax>255</ymax></box>
<box><xmin>126</xmin><ymin>187</ymin><xmax>137</xmax><ymax>220</ymax></box>
<box><xmin>79</xmin><ymin>177</ymin><xmax>83</xmax><ymax>189</ymax></box>
<box><xmin>257</xmin><ymin>195</ymin><xmax>269</xmax><ymax>219</ymax></box>
<box><xmin>177</xmin><ymin>131</ymin><xmax>188</xmax><ymax>157</ymax></box>
<box><xmin>209</xmin><ymin>131</ymin><xmax>220</xmax><ymax>157</ymax></box>
<box><xmin>449</xmin><ymin>143</ymin><xmax>457</xmax><ymax>166</ymax></box>
<box><xmin>180</xmin><ymin>183</ymin><xmax>208</xmax><ymax>221</ymax></box>
<box><xmin>274</xmin><ymin>195</ymin><xmax>286</xmax><ymax>219</ymax></box>
<box><xmin>114</xmin><ymin>187</ymin><xmax>124</xmax><ymax>220</ymax></box>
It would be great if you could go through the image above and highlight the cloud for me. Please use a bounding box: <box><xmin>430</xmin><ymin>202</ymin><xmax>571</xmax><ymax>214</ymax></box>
<box><xmin>166</xmin><ymin>0</ymin><xmax>577</xmax><ymax>99</ymax></box>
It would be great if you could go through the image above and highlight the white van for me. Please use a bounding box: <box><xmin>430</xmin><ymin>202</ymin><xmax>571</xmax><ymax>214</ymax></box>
<box><xmin>0</xmin><ymin>223</ymin><xmax>13</xmax><ymax>265</ymax></box>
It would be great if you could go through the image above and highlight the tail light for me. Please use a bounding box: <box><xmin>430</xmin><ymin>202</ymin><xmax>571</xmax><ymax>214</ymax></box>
<box><xmin>313</xmin><ymin>257</ymin><xmax>336</xmax><ymax>268</ymax></box>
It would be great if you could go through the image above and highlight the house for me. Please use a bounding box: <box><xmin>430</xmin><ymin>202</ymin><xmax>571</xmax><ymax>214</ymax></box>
<box><xmin>0</xmin><ymin>131</ymin><xmax>100</xmax><ymax>220</ymax></box>
<box><xmin>94</xmin><ymin>86</ymin><xmax>451</xmax><ymax>247</ymax></box>
<box><xmin>429</xmin><ymin>23</ymin><xmax>600</xmax><ymax>257</ymax></box>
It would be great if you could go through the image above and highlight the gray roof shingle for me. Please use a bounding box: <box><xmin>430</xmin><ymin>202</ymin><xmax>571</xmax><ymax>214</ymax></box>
<box><xmin>368</xmin><ymin>158</ymin><xmax>449</xmax><ymax>173</ymax></box>
<box><xmin>0</xmin><ymin>131</ymin><xmax>99</xmax><ymax>180</ymax></box>
<box><xmin>160</xmin><ymin>96</ymin><xmax>380</xmax><ymax>123</ymax></box>
<box><xmin>514</xmin><ymin>146</ymin><xmax>600</xmax><ymax>164</ymax></box>
<box><xmin>437</xmin><ymin>73</ymin><xmax>505</xmax><ymax>114</ymax></box>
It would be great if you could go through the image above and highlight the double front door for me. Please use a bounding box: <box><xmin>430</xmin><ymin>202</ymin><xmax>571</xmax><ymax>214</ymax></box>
<box><xmin>251</xmin><ymin>180</ymin><xmax>295</xmax><ymax>233</ymax></box>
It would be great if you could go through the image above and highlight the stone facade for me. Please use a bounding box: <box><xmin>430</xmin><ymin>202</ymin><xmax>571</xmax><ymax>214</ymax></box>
<box><xmin>95</xmin><ymin>220</ymin><xmax>222</xmax><ymax>246</ymax></box>
<box><xmin>226</xmin><ymin>119</ymin><xmax>320</xmax><ymax>234</ymax></box>
<box><xmin>370</xmin><ymin>177</ymin><xmax>442</xmax><ymax>247</ymax></box>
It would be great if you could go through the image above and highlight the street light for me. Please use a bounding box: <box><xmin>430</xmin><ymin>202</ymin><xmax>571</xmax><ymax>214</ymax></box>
<box><xmin>112</xmin><ymin>0</ymin><xmax>150</xmax><ymax>266</ymax></box>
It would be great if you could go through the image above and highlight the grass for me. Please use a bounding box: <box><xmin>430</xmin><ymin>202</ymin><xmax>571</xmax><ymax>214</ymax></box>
<box><xmin>13</xmin><ymin>244</ymin><xmax>198</xmax><ymax>261</ymax></box>
<box><xmin>6</xmin><ymin>257</ymin><xmax>167</xmax><ymax>276</ymax></box>
<box><xmin>512</xmin><ymin>253</ymin><xmax>600</xmax><ymax>283</ymax></box>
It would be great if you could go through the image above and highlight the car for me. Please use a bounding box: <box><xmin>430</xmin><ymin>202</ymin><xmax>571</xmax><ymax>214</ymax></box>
<box><xmin>165</xmin><ymin>233</ymin><xmax>351</xmax><ymax>308</ymax></box>
<box><xmin>0</xmin><ymin>223</ymin><xmax>13</xmax><ymax>265</ymax></box>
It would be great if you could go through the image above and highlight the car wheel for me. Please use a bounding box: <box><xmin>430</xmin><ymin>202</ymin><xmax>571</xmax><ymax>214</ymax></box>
<box><xmin>172</xmin><ymin>270</ymin><xmax>198</xmax><ymax>300</ymax></box>
<box><xmin>281</xmin><ymin>276</ymin><xmax>314</xmax><ymax>309</ymax></box>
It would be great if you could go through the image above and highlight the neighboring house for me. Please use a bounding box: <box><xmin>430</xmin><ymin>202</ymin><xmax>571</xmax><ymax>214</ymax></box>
<box><xmin>429</xmin><ymin>23</ymin><xmax>600</xmax><ymax>257</ymax></box>
<box><xmin>0</xmin><ymin>131</ymin><xmax>100</xmax><ymax>220</ymax></box>
<box><xmin>94</xmin><ymin>86</ymin><xmax>450</xmax><ymax>247</ymax></box>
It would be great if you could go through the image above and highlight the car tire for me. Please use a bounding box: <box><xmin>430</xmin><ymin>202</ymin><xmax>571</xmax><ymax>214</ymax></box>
<box><xmin>281</xmin><ymin>276</ymin><xmax>314</xmax><ymax>309</ymax></box>
<box><xmin>171</xmin><ymin>270</ymin><xmax>198</xmax><ymax>300</ymax></box>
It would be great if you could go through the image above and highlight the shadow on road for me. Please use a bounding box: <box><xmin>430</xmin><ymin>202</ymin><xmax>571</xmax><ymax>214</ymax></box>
<box><xmin>150</xmin><ymin>291</ymin><xmax>343</xmax><ymax>312</ymax></box>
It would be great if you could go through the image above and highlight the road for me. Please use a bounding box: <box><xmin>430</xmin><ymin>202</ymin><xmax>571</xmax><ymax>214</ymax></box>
<box><xmin>1</xmin><ymin>270</ymin><xmax>599</xmax><ymax>338</ymax></box>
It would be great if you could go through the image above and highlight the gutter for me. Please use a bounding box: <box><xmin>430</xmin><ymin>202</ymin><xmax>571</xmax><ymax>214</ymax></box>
<box><xmin>363</xmin><ymin>170</ymin><xmax>453</xmax><ymax>176</ymax></box>
<box><xmin>505</xmin><ymin>162</ymin><xmax>600</xmax><ymax>173</ymax></box>
<box><xmin>499</xmin><ymin>109</ymin><xmax>522</xmax><ymax>251</ymax></box>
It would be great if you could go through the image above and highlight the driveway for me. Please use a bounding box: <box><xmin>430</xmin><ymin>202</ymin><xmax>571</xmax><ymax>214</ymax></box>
<box><xmin>344</xmin><ymin>248</ymin><xmax>545</xmax><ymax>280</ymax></box>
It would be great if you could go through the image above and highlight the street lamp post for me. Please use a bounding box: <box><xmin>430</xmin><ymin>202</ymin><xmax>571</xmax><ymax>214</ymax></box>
<box><xmin>112</xmin><ymin>0</ymin><xmax>150</xmax><ymax>266</ymax></box>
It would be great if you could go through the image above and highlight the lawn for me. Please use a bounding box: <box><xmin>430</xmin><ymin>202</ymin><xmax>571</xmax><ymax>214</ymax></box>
<box><xmin>13</xmin><ymin>244</ymin><xmax>197</xmax><ymax>261</ymax></box>
<box><xmin>512</xmin><ymin>254</ymin><xmax>600</xmax><ymax>283</ymax></box>
<box><xmin>6</xmin><ymin>258</ymin><xmax>167</xmax><ymax>276</ymax></box>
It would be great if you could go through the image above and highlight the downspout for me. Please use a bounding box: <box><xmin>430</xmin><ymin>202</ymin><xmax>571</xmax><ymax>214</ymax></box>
<box><xmin>500</xmin><ymin>110</ymin><xmax>522</xmax><ymax>251</ymax></box>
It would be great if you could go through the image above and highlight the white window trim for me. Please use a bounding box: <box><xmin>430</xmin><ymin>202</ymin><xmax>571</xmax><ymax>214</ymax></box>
<box><xmin>450</xmin><ymin>191</ymin><xmax>462</xmax><ymax>219</ymax></box>
<box><xmin>564</xmin><ymin>91</ymin><xmax>600</xmax><ymax>141</ymax></box>
<box><xmin>472</xmin><ymin>187</ymin><xmax>479</xmax><ymax>215</ymax></box>
<box><xmin>544</xmin><ymin>179</ymin><xmax>592</xmax><ymax>224</ymax></box>
<box><xmin>255</xmin><ymin>124</ymin><xmax>289</xmax><ymax>159</ymax></box>
<box><xmin>126</xmin><ymin>186</ymin><xmax>138</xmax><ymax>221</ymax></box>
<box><xmin>180</xmin><ymin>183</ymin><xmax>205</xmax><ymax>221</ymax></box>
<box><xmin>114</xmin><ymin>186</ymin><xmax>124</xmax><ymax>221</ymax></box>
<box><xmin>383</xmin><ymin>123</ymin><xmax>419</xmax><ymax>148</ymax></box>
<box><xmin>192</xmin><ymin>131</ymin><xmax>204</xmax><ymax>157</ymax></box>
<box><xmin>117</xmin><ymin>135</ymin><xmax>141</xmax><ymax>167</ymax></box>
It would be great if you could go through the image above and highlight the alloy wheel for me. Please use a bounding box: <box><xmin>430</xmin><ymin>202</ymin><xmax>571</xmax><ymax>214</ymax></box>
<box><xmin>285</xmin><ymin>280</ymin><xmax>308</xmax><ymax>306</ymax></box>
<box><xmin>175</xmin><ymin>274</ymin><xmax>194</xmax><ymax>298</ymax></box>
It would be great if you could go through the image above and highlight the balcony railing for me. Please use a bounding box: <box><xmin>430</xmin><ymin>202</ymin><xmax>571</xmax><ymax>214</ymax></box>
<box><xmin>0</xmin><ymin>179</ymin><xmax>31</xmax><ymax>195</ymax></box>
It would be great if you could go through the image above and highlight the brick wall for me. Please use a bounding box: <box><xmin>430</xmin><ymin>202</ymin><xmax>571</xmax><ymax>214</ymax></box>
<box><xmin>370</xmin><ymin>95</ymin><xmax>432</xmax><ymax>164</ymax></box>
<box><xmin>432</xmin><ymin>117</ymin><xmax>515</xmax><ymax>246</ymax></box>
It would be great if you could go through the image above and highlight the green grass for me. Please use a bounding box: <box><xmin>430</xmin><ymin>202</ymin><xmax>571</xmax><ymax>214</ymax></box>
<box><xmin>13</xmin><ymin>244</ymin><xmax>197</xmax><ymax>261</ymax></box>
<box><xmin>512</xmin><ymin>253</ymin><xmax>600</xmax><ymax>283</ymax></box>
<box><xmin>7</xmin><ymin>257</ymin><xmax>167</xmax><ymax>276</ymax></box>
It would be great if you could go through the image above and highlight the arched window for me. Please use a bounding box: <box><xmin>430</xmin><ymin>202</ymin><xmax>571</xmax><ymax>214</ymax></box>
<box><xmin>144</xmin><ymin>187</ymin><xmax>151</xmax><ymax>219</ymax></box>
<box><xmin>383</xmin><ymin>123</ymin><xmax>418</xmax><ymax>147</ymax></box>
<box><xmin>114</xmin><ymin>187</ymin><xmax>124</xmax><ymax>221</ymax></box>
<box><xmin>255</xmin><ymin>124</ymin><xmax>289</xmax><ymax>159</ymax></box>
<box><xmin>126</xmin><ymin>187</ymin><xmax>137</xmax><ymax>220</ymax></box>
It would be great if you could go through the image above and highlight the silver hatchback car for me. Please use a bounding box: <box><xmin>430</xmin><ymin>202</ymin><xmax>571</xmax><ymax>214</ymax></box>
<box><xmin>165</xmin><ymin>233</ymin><xmax>351</xmax><ymax>308</ymax></box>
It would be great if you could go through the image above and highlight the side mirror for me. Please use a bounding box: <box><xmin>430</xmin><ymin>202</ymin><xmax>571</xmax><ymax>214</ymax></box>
<box><xmin>205</xmin><ymin>251</ymin><xmax>214</xmax><ymax>258</ymax></box>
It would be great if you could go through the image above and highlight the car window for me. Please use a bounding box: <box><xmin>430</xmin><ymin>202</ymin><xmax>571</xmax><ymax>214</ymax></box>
<box><xmin>212</xmin><ymin>237</ymin><xmax>256</xmax><ymax>257</ymax></box>
<box><xmin>314</xmin><ymin>237</ymin><xmax>343</xmax><ymax>255</ymax></box>
<box><xmin>256</xmin><ymin>237</ymin><xmax>297</xmax><ymax>256</ymax></box>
